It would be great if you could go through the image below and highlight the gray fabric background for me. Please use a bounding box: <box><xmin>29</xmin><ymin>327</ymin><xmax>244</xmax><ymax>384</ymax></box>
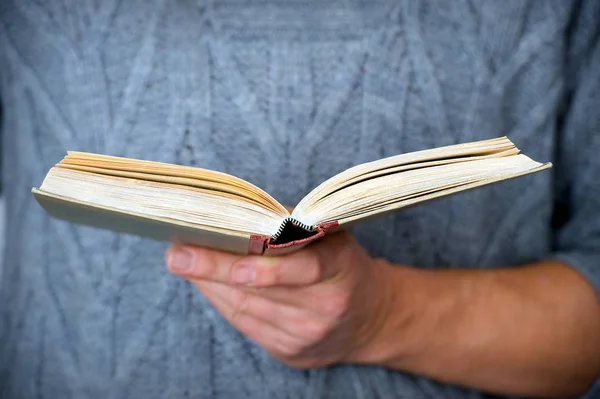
<box><xmin>1</xmin><ymin>1</ymin><xmax>599</xmax><ymax>398</ymax></box>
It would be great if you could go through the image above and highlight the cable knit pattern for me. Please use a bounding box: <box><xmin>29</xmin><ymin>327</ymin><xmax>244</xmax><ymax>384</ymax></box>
<box><xmin>1</xmin><ymin>1</ymin><xmax>599</xmax><ymax>398</ymax></box>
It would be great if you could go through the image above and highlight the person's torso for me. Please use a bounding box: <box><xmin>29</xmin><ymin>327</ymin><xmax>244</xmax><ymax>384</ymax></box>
<box><xmin>0</xmin><ymin>1</ymin><xmax>573</xmax><ymax>397</ymax></box>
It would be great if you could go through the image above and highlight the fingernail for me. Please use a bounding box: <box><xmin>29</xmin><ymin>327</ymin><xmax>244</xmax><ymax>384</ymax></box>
<box><xmin>168</xmin><ymin>248</ymin><xmax>194</xmax><ymax>272</ymax></box>
<box><xmin>232</xmin><ymin>265</ymin><xmax>256</xmax><ymax>285</ymax></box>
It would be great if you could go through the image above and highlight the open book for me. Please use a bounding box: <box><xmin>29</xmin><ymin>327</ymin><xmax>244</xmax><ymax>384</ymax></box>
<box><xmin>33</xmin><ymin>137</ymin><xmax>551</xmax><ymax>255</ymax></box>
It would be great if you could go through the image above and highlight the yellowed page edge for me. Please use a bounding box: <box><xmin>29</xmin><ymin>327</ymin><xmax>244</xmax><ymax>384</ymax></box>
<box><xmin>335</xmin><ymin>163</ymin><xmax>552</xmax><ymax>228</ymax></box>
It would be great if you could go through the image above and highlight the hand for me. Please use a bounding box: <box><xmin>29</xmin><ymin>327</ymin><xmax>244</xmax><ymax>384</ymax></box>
<box><xmin>165</xmin><ymin>232</ymin><xmax>396</xmax><ymax>368</ymax></box>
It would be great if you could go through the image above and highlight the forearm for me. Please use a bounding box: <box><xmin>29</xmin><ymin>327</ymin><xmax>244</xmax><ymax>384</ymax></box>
<box><xmin>361</xmin><ymin>261</ymin><xmax>600</xmax><ymax>398</ymax></box>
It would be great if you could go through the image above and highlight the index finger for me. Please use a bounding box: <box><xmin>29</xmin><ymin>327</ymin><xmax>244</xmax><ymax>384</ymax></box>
<box><xmin>166</xmin><ymin>243</ymin><xmax>322</xmax><ymax>287</ymax></box>
<box><xmin>231</xmin><ymin>232</ymin><xmax>355</xmax><ymax>287</ymax></box>
<box><xmin>166</xmin><ymin>232</ymin><xmax>354</xmax><ymax>287</ymax></box>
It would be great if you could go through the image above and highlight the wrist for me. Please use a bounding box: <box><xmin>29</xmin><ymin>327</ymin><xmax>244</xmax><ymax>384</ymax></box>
<box><xmin>349</xmin><ymin>262</ymin><xmax>435</xmax><ymax>366</ymax></box>
<box><xmin>354</xmin><ymin>263</ymin><xmax>473</xmax><ymax>371</ymax></box>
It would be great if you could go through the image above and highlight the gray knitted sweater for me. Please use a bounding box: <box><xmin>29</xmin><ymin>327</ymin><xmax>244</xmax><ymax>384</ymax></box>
<box><xmin>1</xmin><ymin>1</ymin><xmax>599</xmax><ymax>398</ymax></box>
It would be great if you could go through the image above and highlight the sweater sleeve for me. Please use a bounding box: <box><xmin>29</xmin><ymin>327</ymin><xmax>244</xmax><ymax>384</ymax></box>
<box><xmin>549</xmin><ymin>0</ymin><xmax>600</xmax><ymax>299</ymax></box>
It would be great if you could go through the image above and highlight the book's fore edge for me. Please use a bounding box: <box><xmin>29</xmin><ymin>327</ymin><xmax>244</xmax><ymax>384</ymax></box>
<box><xmin>32</xmin><ymin>188</ymin><xmax>254</xmax><ymax>255</ymax></box>
<box><xmin>336</xmin><ymin>162</ymin><xmax>552</xmax><ymax>228</ymax></box>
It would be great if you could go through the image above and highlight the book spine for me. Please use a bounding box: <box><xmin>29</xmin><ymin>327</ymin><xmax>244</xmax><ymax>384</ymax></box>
<box><xmin>248</xmin><ymin>235</ymin><xmax>268</xmax><ymax>255</ymax></box>
<box><xmin>262</xmin><ymin>221</ymin><xmax>339</xmax><ymax>256</ymax></box>
<box><xmin>271</xmin><ymin>217</ymin><xmax>316</xmax><ymax>241</ymax></box>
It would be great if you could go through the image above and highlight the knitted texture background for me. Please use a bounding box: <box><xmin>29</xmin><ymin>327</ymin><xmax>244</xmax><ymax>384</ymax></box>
<box><xmin>1</xmin><ymin>1</ymin><xmax>599</xmax><ymax>398</ymax></box>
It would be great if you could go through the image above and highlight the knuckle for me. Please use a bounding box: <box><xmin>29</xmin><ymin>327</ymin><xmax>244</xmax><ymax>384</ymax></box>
<box><xmin>306</xmin><ymin>261</ymin><xmax>323</xmax><ymax>284</ymax></box>
<box><xmin>301</xmin><ymin>252</ymin><xmax>323</xmax><ymax>284</ymax></box>
<box><xmin>323</xmin><ymin>291</ymin><xmax>351</xmax><ymax>319</ymax></box>
<box><xmin>302</xmin><ymin>320</ymin><xmax>329</xmax><ymax>342</ymax></box>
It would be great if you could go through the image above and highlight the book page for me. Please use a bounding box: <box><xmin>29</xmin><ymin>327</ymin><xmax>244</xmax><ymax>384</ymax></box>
<box><xmin>39</xmin><ymin>168</ymin><xmax>286</xmax><ymax>236</ymax></box>
<box><xmin>294</xmin><ymin>137</ymin><xmax>515</xmax><ymax>216</ymax></box>
<box><xmin>60</xmin><ymin>152</ymin><xmax>288</xmax><ymax>216</ymax></box>
<box><xmin>292</xmin><ymin>137</ymin><xmax>551</xmax><ymax>228</ymax></box>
